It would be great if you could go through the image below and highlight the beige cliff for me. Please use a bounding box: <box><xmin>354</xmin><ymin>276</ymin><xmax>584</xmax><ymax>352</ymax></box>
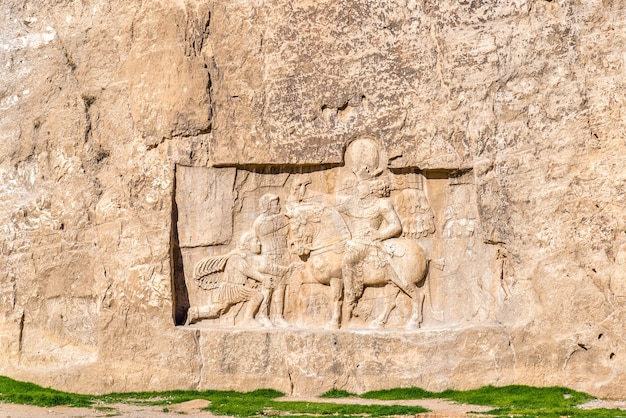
<box><xmin>0</xmin><ymin>0</ymin><xmax>625</xmax><ymax>398</ymax></box>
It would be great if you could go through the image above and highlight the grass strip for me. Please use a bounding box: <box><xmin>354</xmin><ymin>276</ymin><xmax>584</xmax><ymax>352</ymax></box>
<box><xmin>3</xmin><ymin>375</ymin><xmax>626</xmax><ymax>417</ymax></box>
<box><xmin>483</xmin><ymin>407</ymin><xmax>626</xmax><ymax>417</ymax></box>
<box><xmin>99</xmin><ymin>388</ymin><xmax>220</xmax><ymax>406</ymax></box>
<box><xmin>0</xmin><ymin>377</ymin><xmax>426</xmax><ymax>416</ymax></box>
<box><xmin>361</xmin><ymin>386</ymin><xmax>433</xmax><ymax>400</ymax></box>
<box><xmin>262</xmin><ymin>401</ymin><xmax>428</xmax><ymax>417</ymax></box>
<box><xmin>0</xmin><ymin>376</ymin><xmax>94</xmax><ymax>407</ymax></box>
<box><xmin>203</xmin><ymin>389</ymin><xmax>427</xmax><ymax>416</ymax></box>
<box><xmin>320</xmin><ymin>388</ymin><xmax>358</xmax><ymax>398</ymax></box>
<box><xmin>361</xmin><ymin>384</ymin><xmax>625</xmax><ymax>417</ymax></box>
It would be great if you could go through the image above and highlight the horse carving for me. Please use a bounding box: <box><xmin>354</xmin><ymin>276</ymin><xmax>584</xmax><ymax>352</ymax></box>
<box><xmin>287</xmin><ymin>202</ymin><xmax>429</xmax><ymax>330</ymax></box>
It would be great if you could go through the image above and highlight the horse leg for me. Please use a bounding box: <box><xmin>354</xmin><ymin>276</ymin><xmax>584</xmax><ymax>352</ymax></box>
<box><xmin>256</xmin><ymin>288</ymin><xmax>273</xmax><ymax>327</ymax></box>
<box><xmin>384</xmin><ymin>254</ymin><xmax>427</xmax><ymax>330</ymax></box>
<box><xmin>292</xmin><ymin>268</ymin><xmax>306</xmax><ymax>327</ymax></box>
<box><xmin>371</xmin><ymin>285</ymin><xmax>400</xmax><ymax>328</ymax></box>
<box><xmin>342</xmin><ymin>263</ymin><xmax>357</xmax><ymax>319</ymax></box>
<box><xmin>272</xmin><ymin>284</ymin><xmax>289</xmax><ymax>328</ymax></box>
<box><xmin>326</xmin><ymin>277</ymin><xmax>343</xmax><ymax>329</ymax></box>
<box><xmin>387</xmin><ymin>271</ymin><xmax>424</xmax><ymax>330</ymax></box>
<box><xmin>403</xmin><ymin>283</ymin><xmax>425</xmax><ymax>330</ymax></box>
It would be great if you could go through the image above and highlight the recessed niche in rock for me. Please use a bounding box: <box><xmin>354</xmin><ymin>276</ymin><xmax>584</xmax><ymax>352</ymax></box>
<box><xmin>173</xmin><ymin>136</ymin><xmax>509</xmax><ymax>329</ymax></box>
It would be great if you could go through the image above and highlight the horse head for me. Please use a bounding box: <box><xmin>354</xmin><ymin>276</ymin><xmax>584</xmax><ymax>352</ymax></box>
<box><xmin>287</xmin><ymin>202</ymin><xmax>351</xmax><ymax>258</ymax></box>
<box><xmin>286</xmin><ymin>204</ymin><xmax>323</xmax><ymax>257</ymax></box>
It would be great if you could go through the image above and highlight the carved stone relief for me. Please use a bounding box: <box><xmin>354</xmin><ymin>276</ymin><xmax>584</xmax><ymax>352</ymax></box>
<box><xmin>174</xmin><ymin>136</ymin><xmax>507</xmax><ymax>330</ymax></box>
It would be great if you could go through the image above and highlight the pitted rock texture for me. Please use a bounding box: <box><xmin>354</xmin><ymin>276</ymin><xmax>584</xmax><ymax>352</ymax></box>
<box><xmin>1</xmin><ymin>0</ymin><xmax>625</xmax><ymax>398</ymax></box>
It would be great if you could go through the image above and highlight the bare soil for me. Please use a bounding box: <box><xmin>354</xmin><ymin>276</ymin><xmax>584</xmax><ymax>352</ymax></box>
<box><xmin>578</xmin><ymin>399</ymin><xmax>626</xmax><ymax>410</ymax></box>
<box><xmin>0</xmin><ymin>396</ymin><xmax>495</xmax><ymax>417</ymax></box>
<box><xmin>0</xmin><ymin>399</ymin><xmax>213</xmax><ymax>417</ymax></box>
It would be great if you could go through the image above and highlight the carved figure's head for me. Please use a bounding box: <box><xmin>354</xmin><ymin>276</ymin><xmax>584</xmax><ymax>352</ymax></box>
<box><xmin>357</xmin><ymin>177</ymin><xmax>391</xmax><ymax>199</ymax></box>
<box><xmin>344</xmin><ymin>136</ymin><xmax>387</xmax><ymax>181</ymax></box>
<box><xmin>370</xmin><ymin>177</ymin><xmax>391</xmax><ymax>197</ymax></box>
<box><xmin>288</xmin><ymin>175</ymin><xmax>312</xmax><ymax>203</ymax></box>
<box><xmin>239</xmin><ymin>232</ymin><xmax>261</xmax><ymax>255</ymax></box>
<box><xmin>259</xmin><ymin>193</ymin><xmax>280</xmax><ymax>214</ymax></box>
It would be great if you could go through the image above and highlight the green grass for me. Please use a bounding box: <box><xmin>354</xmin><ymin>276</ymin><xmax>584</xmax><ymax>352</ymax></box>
<box><xmin>0</xmin><ymin>377</ymin><xmax>426</xmax><ymax>416</ymax></box>
<box><xmin>98</xmin><ymin>388</ymin><xmax>215</xmax><ymax>406</ymax></box>
<box><xmin>263</xmin><ymin>401</ymin><xmax>427</xmax><ymax>417</ymax></box>
<box><xmin>440</xmin><ymin>385</ymin><xmax>590</xmax><ymax>409</ymax></box>
<box><xmin>320</xmin><ymin>388</ymin><xmax>358</xmax><ymax>398</ymax></box>
<box><xmin>361</xmin><ymin>386</ymin><xmax>434</xmax><ymax>400</ymax></box>
<box><xmin>483</xmin><ymin>408</ymin><xmax>626</xmax><ymax>417</ymax></box>
<box><xmin>2</xmin><ymin>375</ymin><xmax>626</xmax><ymax>417</ymax></box>
<box><xmin>0</xmin><ymin>376</ymin><xmax>94</xmax><ymax>407</ymax></box>
<box><xmin>361</xmin><ymin>384</ymin><xmax>626</xmax><ymax>417</ymax></box>
<box><xmin>196</xmin><ymin>389</ymin><xmax>427</xmax><ymax>416</ymax></box>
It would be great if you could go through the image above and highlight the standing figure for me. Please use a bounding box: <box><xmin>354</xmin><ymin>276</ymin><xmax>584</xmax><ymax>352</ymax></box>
<box><xmin>254</xmin><ymin>193</ymin><xmax>292</xmax><ymax>327</ymax></box>
<box><xmin>186</xmin><ymin>232</ymin><xmax>273</xmax><ymax>327</ymax></box>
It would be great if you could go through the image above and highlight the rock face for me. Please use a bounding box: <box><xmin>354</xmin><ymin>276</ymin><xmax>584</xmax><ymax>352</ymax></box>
<box><xmin>1</xmin><ymin>0</ymin><xmax>625</xmax><ymax>398</ymax></box>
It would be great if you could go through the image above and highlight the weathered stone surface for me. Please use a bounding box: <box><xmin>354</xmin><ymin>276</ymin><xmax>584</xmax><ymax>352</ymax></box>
<box><xmin>175</xmin><ymin>166</ymin><xmax>236</xmax><ymax>247</ymax></box>
<box><xmin>192</xmin><ymin>325</ymin><xmax>517</xmax><ymax>396</ymax></box>
<box><xmin>1</xmin><ymin>0</ymin><xmax>625</xmax><ymax>399</ymax></box>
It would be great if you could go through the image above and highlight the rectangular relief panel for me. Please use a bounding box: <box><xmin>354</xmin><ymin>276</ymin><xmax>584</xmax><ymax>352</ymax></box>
<box><xmin>175</xmin><ymin>166</ymin><xmax>236</xmax><ymax>247</ymax></box>
<box><xmin>173</xmin><ymin>137</ymin><xmax>507</xmax><ymax>329</ymax></box>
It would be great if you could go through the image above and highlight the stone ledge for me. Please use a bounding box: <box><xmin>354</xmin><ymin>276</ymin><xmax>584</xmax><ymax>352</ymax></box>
<box><xmin>180</xmin><ymin>324</ymin><xmax>516</xmax><ymax>396</ymax></box>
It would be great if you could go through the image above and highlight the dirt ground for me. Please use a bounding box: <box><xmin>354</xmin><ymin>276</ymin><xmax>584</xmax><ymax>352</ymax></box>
<box><xmin>0</xmin><ymin>397</ymin><xmax>491</xmax><ymax>417</ymax></box>
<box><xmin>0</xmin><ymin>399</ymin><xmax>214</xmax><ymax>417</ymax></box>
<box><xmin>1</xmin><ymin>396</ymin><xmax>625</xmax><ymax>417</ymax></box>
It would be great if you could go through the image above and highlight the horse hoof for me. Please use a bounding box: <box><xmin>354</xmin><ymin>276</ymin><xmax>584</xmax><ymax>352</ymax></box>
<box><xmin>325</xmin><ymin>322</ymin><xmax>340</xmax><ymax>330</ymax></box>
<box><xmin>240</xmin><ymin>319</ymin><xmax>263</xmax><ymax>328</ymax></box>
<box><xmin>257</xmin><ymin>316</ymin><xmax>274</xmax><ymax>328</ymax></box>
<box><xmin>273</xmin><ymin>317</ymin><xmax>290</xmax><ymax>328</ymax></box>
<box><xmin>405</xmin><ymin>321</ymin><xmax>421</xmax><ymax>330</ymax></box>
<box><xmin>370</xmin><ymin>320</ymin><xmax>384</xmax><ymax>329</ymax></box>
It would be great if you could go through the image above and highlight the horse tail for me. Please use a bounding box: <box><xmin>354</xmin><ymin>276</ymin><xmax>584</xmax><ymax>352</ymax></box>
<box><xmin>424</xmin><ymin>257</ymin><xmax>445</xmax><ymax>321</ymax></box>
<box><xmin>428</xmin><ymin>258</ymin><xmax>445</xmax><ymax>272</ymax></box>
